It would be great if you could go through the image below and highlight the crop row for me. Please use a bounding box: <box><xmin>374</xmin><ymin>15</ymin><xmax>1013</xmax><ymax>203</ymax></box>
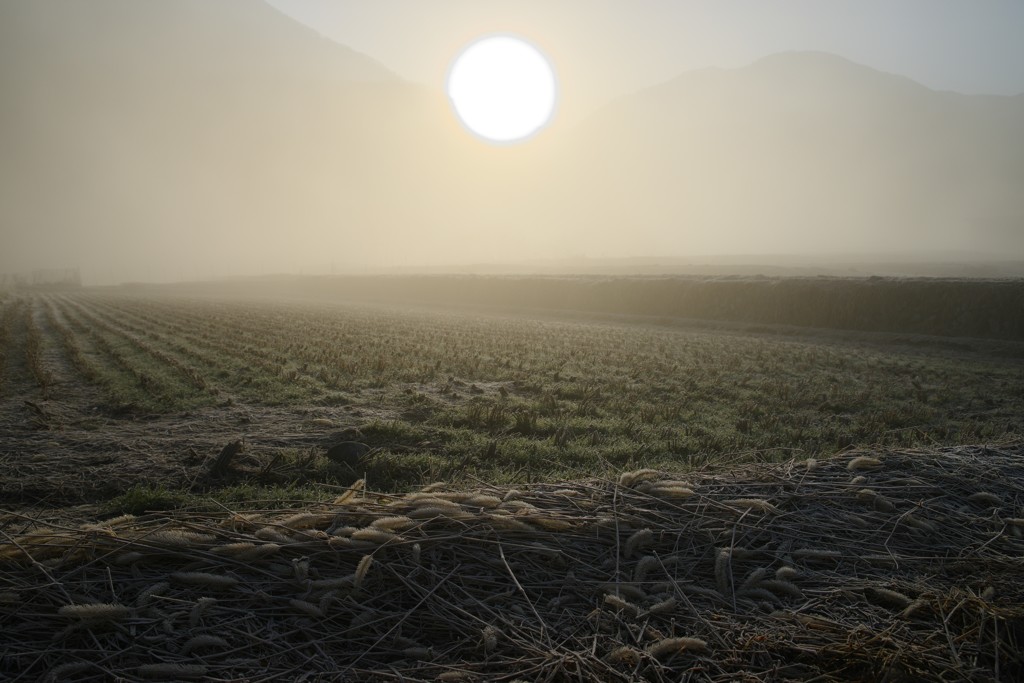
<box><xmin>0</xmin><ymin>299</ymin><xmax>13</xmax><ymax>397</ymax></box>
<box><xmin>22</xmin><ymin>302</ymin><xmax>53</xmax><ymax>397</ymax></box>
<box><xmin>3</xmin><ymin>287</ymin><xmax>1017</xmax><ymax>490</ymax></box>
<box><xmin>38</xmin><ymin>291</ymin><xmax>1020</xmax><ymax>467</ymax></box>
<box><xmin>76</xmin><ymin>296</ymin><xmax>325</xmax><ymax>403</ymax></box>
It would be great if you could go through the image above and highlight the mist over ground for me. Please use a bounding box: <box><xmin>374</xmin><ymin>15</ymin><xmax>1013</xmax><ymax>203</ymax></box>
<box><xmin>1</xmin><ymin>0</ymin><xmax>1022</xmax><ymax>285</ymax></box>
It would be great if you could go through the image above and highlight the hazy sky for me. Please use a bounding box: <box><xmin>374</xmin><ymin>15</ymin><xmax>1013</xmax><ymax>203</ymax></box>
<box><xmin>3</xmin><ymin>0</ymin><xmax>1023</xmax><ymax>285</ymax></box>
<box><xmin>269</xmin><ymin>0</ymin><xmax>1024</xmax><ymax>121</ymax></box>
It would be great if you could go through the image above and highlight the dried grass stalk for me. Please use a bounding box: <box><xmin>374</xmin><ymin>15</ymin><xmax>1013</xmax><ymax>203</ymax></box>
<box><xmin>332</xmin><ymin>479</ymin><xmax>365</xmax><ymax>505</ymax></box>
<box><xmin>169</xmin><ymin>572</ymin><xmax>238</xmax><ymax>589</ymax></box>
<box><xmin>180</xmin><ymin>635</ymin><xmax>229</xmax><ymax>655</ymax></box>
<box><xmin>354</xmin><ymin>555</ymin><xmax>374</xmax><ymax>591</ymax></box>
<box><xmin>865</xmin><ymin>586</ymin><xmax>913</xmax><ymax>609</ymax></box>
<box><xmin>137</xmin><ymin>663</ymin><xmax>208</xmax><ymax>679</ymax></box>
<box><xmin>723</xmin><ymin>498</ymin><xmax>780</xmax><ymax>514</ymax></box>
<box><xmin>848</xmin><ymin>456</ymin><xmax>883</xmax><ymax>471</ymax></box>
<box><xmin>618</xmin><ymin>469</ymin><xmax>661</xmax><ymax>488</ymax></box>
<box><xmin>647</xmin><ymin>636</ymin><xmax>708</xmax><ymax>659</ymax></box>
<box><xmin>58</xmin><ymin>603</ymin><xmax>130</xmax><ymax>621</ymax></box>
<box><xmin>968</xmin><ymin>492</ymin><xmax>1001</xmax><ymax>506</ymax></box>
<box><xmin>625</xmin><ymin>529</ymin><xmax>653</xmax><ymax>558</ymax></box>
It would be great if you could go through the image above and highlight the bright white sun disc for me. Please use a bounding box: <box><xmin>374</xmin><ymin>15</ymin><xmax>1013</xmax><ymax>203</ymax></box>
<box><xmin>447</xmin><ymin>36</ymin><xmax>557</xmax><ymax>143</ymax></box>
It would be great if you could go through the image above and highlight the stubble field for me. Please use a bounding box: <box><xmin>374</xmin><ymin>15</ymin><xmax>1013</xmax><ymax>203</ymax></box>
<box><xmin>1</xmin><ymin>284</ymin><xmax>1023</xmax><ymax>681</ymax></box>
<box><xmin>1</xmin><ymin>287</ymin><xmax>1022</xmax><ymax>514</ymax></box>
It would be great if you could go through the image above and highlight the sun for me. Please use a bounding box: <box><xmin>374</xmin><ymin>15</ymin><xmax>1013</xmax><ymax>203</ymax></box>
<box><xmin>446</xmin><ymin>35</ymin><xmax>557</xmax><ymax>143</ymax></box>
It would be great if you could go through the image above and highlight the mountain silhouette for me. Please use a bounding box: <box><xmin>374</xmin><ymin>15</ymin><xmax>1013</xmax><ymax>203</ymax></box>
<box><xmin>0</xmin><ymin>0</ymin><xmax>461</xmax><ymax>281</ymax></box>
<box><xmin>561</xmin><ymin>51</ymin><xmax>1024</xmax><ymax>258</ymax></box>
<box><xmin>0</xmin><ymin>0</ymin><xmax>398</xmax><ymax>84</ymax></box>
<box><xmin>1</xmin><ymin>1</ymin><xmax>1021</xmax><ymax>283</ymax></box>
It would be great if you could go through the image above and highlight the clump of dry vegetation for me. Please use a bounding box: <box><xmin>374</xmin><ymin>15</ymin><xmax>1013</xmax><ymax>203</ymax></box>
<box><xmin>2</xmin><ymin>445</ymin><xmax>1022</xmax><ymax>681</ymax></box>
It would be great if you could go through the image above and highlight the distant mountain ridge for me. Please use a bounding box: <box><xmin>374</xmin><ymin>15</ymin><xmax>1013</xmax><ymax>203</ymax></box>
<box><xmin>561</xmin><ymin>50</ymin><xmax>1024</xmax><ymax>259</ymax></box>
<box><xmin>0</xmin><ymin>0</ymin><xmax>399</xmax><ymax>84</ymax></box>
<box><xmin>0</xmin><ymin>0</ymin><xmax>440</xmax><ymax>282</ymax></box>
<box><xmin>0</xmin><ymin>2</ymin><xmax>1021</xmax><ymax>283</ymax></box>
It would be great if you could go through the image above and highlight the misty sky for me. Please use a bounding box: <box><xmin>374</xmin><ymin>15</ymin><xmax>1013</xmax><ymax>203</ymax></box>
<box><xmin>2</xmin><ymin>0</ymin><xmax>1023</xmax><ymax>285</ymax></box>
<box><xmin>269</xmin><ymin>0</ymin><xmax>1024</xmax><ymax>121</ymax></box>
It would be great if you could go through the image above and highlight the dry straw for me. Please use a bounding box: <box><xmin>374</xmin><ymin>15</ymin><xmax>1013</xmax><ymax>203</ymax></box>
<box><xmin>58</xmin><ymin>603</ymin><xmax>130</xmax><ymax>621</ymax></box>
<box><xmin>723</xmin><ymin>498</ymin><xmax>780</xmax><ymax>514</ymax></box>
<box><xmin>189</xmin><ymin>597</ymin><xmax>217</xmax><ymax>628</ymax></box>
<box><xmin>775</xmin><ymin>566</ymin><xmax>799</xmax><ymax>581</ymax></box>
<box><xmin>481</xmin><ymin>625</ymin><xmax>500</xmax><ymax>653</ymax></box>
<box><xmin>605</xmin><ymin>645</ymin><xmax>642</xmax><ymax>665</ymax></box>
<box><xmin>289</xmin><ymin>599</ymin><xmax>325</xmax><ymax>619</ymax></box>
<box><xmin>737</xmin><ymin>587</ymin><xmax>780</xmax><ymax>604</ymax></box>
<box><xmin>757</xmin><ymin>579</ymin><xmax>804</xmax><ymax>600</ymax></box>
<box><xmin>146</xmin><ymin>529</ymin><xmax>215</xmax><ymax>548</ymax></box>
<box><xmin>968</xmin><ymin>491</ymin><xmax>1001</xmax><ymax>506</ymax></box>
<box><xmin>463</xmin><ymin>494</ymin><xmax>502</xmax><ymax>508</ymax></box>
<box><xmin>792</xmin><ymin>548</ymin><xmax>841</xmax><ymax>562</ymax></box>
<box><xmin>370</xmin><ymin>515</ymin><xmax>415</xmax><ymax>531</ymax></box>
<box><xmin>169</xmin><ymin>572</ymin><xmax>238</xmax><ymax>589</ymax></box>
<box><xmin>353</xmin><ymin>554</ymin><xmax>374</xmax><ymax>591</ymax></box>
<box><xmin>524</xmin><ymin>515</ymin><xmax>574</xmax><ymax>531</ymax></box>
<box><xmin>601</xmin><ymin>583</ymin><xmax>646</xmax><ymax>602</ymax></box>
<box><xmin>134</xmin><ymin>582</ymin><xmax>169</xmax><ymax>607</ymax></box>
<box><xmin>633</xmin><ymin>555</ymin><xmax>660</xmax><ymax>581</ymax></box>
<box><xmin>113</xmin><ymin>551</ymin><xmax>143</xmax><ymax>565</ymax></box>
<box><xmin>254</xmin><ymin>526</ymin><xmax>293</xmax><ymax>543</ymax></box>
<box><xmin>625</xmin><ymin>528</ymin><xmax>654</xmax><ymax>558</ymax></box>
<box><xmin>332</xmin><ymin>479</ymin><xmax>365</xmax><ymax>505</ymax></box>
<box><xmin>642</xmin><ymin>481</ymin><xmax>695</xmax><ymax>498</ymax></box>
<box><xmin>215</xmin><ymin>541</ymin><xmax>280</xmax><ymax>560</ymax></box>
<box><xmin>647</xmin><ymin>637</ymin><xmax>708</xmax><ymax>659</ymax></box>
<box><xmin>3</xmin><ymin>443</ymin><xmax>1022</xmax><ymax>681</ymax></box>
<box><xmin>486</xmin><ymin>515</ymin><xmax>535</xmax><ymax>532</ymax></box>
<box><xmin>618</xmin><ymin>468</ymin><xmax>661</xmax><ymax>488</ymax></box>
<box><xmin>903</xmin><ymin>515</ymin><xmax>936</xmax><ymax>534</ymax></box>
<box><xmin>282</xmin><ymin>512</ymin><xmax>332</xmax><ymax>530</ymax></box>
<box><xmin>409</xmin><ymin>497</ymin><xmax>463</xmax><ymax>511</ymax></box>
<box><xmin>103</xmin><ymin>514</ymin><xmax>137</xmax><ymax>527</ymax></box>
<box><xmin>865</xmin><ymin>586</ymin><xmax>913</xmax><ymax>610</ymax></box>
<box><xmin>137</xmin><ymin>663</ymin><xmax>208</xmax><ymax>679</ymax></box>
<box><xmin>901</xmin><ymin>599</ymin><xmax>930</xmax><ymax>620</ymax></box>
<box><xmin>408</xmin><ymin>506</ymin><xmax>465</xmax><ymax>520</ymax></box>
<box><xmin>351</xmin><ymin>528</ymin><xmax>398</xmax><ymax>546</ymax></box>
<box><xmin>46</xmin><ymin>662</ymin><xmax>93</xmax><ymax>680</ymax></box>
<box><xmin>857</xmin><ymin>488</ymin><xmax>895</xmax><ymax>512</ymax></box>
<box><xmin>603</xmin><ymin>594</ymin><xmax>640</xmax><ymax>616</ymax></box>
<box><xmin>643</xmin><ymin>597</ymin><xmax>677</xmax><ymax>616</ymax></box>
<box><xmin>349</xmin><ymin>609</ymin><xmax>379</xmax><ymax>629</ymax></box>
<box><xmin>714</xmin><ymin>548</ymin><xmax>732</xmax><ymax>595</ymax></box>
<box><xmin>310</xmin><ymin>575</ymin><xmax>355</xmax><ymax>590</ymax></box>
<box><xmin>498</xmin><ymin>500</ymin><xmax>535</xmax><ymax>512</ymax></box>
<box><xmin>848</xmin><ymin>456</ymin><xmax>883</xmax><ymax>471</ymax></box>
<box><xmin>180</xmin><ymin>634</ymin><xmax>229</xmax><ymax>655</ymax></box>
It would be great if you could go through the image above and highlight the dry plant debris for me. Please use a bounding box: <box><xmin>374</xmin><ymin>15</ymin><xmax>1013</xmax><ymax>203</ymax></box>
<box><xmin>2</xmin><ymin>444</ymin><xmax>1023</xmax><ymax>682</ymax></box>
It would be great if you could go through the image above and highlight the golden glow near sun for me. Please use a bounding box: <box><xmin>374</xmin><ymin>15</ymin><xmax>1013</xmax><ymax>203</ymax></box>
<box><xmin>447</xmin><ymin>36</ymin><xmax>557</xmax><ymax>143</ymax></box>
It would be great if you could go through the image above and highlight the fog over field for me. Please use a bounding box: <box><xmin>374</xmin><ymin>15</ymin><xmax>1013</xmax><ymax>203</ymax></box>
<box><xmin>2</xmin><ymin>0</ymin><xmax>1023</xmax><ymax>284</ymax></box>
<box><xmin>4</xmin><ymin>6</ymin><xmax>1024</xmax><ymax>679</ymax></box>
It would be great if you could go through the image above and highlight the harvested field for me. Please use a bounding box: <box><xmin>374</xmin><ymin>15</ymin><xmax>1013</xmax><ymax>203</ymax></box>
<box><xmin>2</xmin><ymin>290</ymin><xmax>1023</xmax><ymax>512</ymax></box>
<box><xmin>172</xmin><ymin>274</ymin><xmax>1024</xmax><ymax>341</ymax></box>
<box><xmin>2</xmin><ymin>444</ymin><xmax>1022</xmax><ymax>681</ymax></box>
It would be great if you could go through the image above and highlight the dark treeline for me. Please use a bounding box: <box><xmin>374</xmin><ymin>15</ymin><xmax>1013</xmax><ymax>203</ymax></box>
<box><xmin>169</xmin><ymin>275</ymin><xmax>1024</xmax><ymax>341</ymax></box>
